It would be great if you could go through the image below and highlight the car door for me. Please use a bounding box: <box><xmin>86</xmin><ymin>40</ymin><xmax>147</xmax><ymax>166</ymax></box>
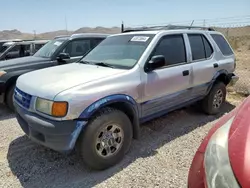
<box><xmin>187</xmin><ymin>33</ymin><xmax>215</xmax><ymax>98</ymax></box>
<box><xmin>23</xmin><ymin>44</ymin><xmax>31</xmax><ymax>56</ymax></box>
<box><xmin>140</xmin><ymin>34</ymin><xmax>192</xmax><ymax>119</ymax></box>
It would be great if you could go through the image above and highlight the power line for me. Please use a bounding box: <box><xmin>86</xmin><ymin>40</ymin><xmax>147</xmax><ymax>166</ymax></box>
<box><xmin>127</xmin><ymin>15</ymin><xmax>250</xmax><ymax>28</ymax></box>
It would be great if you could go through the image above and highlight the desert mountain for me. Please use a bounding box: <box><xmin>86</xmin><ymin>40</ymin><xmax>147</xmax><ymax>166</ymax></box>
<box><xmin>0</xmin><ymin>25</ymin><xmax>249</xmax><ymax>40</ymax></box>
<box><xmin>0</xmin><ymin>27</ymin><xmax>121</xmax><ymax>40</ymax></box>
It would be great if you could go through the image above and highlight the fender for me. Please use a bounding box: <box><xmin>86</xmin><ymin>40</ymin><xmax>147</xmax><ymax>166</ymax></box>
<box><xmin>78</xmin><ymin>94</ymin><xmax>140</xmax><ymax>139</ymax></box>
<box><xmin>205</xmin><ymin>69</ymin><xmax>229</xmax><ymax>94</ymax></box>
<box><xmin>79</xmin><ymin>94</ymin><xmax>139</xmax><ymax>119</ymax></box>
<box><xmin>212</xmin><ymin>69</ymin><xmax>229</xmax><ymax>81</ymax></box>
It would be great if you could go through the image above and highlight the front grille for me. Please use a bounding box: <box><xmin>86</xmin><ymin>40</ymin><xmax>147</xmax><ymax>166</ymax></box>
<box><xmin>14</xmin><ymin>87</ymin><xmax>32</xmax><ymax>109</ymax></box>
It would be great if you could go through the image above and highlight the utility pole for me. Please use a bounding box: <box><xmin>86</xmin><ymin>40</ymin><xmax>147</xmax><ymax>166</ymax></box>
<box><xmin>33</xmin><ymin>30</ymin><xmax>36</xmax><ymax>40</ymax></box>
<box><xmin>203</xmin><ymin>19</ymin><xmax>206</xmax><ymax>27</ymax></box>
<box><xmin>65</xmin><ymin>15</ymin><xmax>68</xmax><ymax>35</ymax></box>
<box><xmin>226</xmin><ymin>28</ymin><xmax>229</xmax><ymax>37</ymax></box>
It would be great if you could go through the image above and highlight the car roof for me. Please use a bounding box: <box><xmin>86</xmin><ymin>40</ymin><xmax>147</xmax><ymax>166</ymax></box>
<box><xmin>70</xmin><ymin>33</ymin><xmax>110</xmax><ymax>39</ymax></box>
<box><xmin>0</xmin><ymin>39</ymin><xmax>22</xmax><ymax>42</ymax></box>
<box><xmin>53</xmin><ymin>33</ymin><xmax>110</xmax><ymax>40</ymax></box>
<box><xmin>3</xmin><ymin>41</ymin><xmax>17</xmax><ymax>46</ymax></box>
<box><xmin>29</xmin><ymin>40</ymin><xmax>49</xmax><ymax>44</ymax></box>
<box><xmin>54</xmin><ymin>35</ymin><xmax>71</xmax><ymax>39</ymax></box>
<box><xmin>4</xmin><ymin>40</ymin><xmax>48</xmax><ymax>45</ymax></box>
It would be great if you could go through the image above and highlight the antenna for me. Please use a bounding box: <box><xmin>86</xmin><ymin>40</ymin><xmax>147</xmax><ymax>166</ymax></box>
<box><xmin>121</xmin><ymin>21</ymin><xmax>124</xmax><ymax>33</ymax></box>
<box><xmin>190</xmin><ymin>20</ymin><xmax>194</xmax><ymax>27</ymax></box>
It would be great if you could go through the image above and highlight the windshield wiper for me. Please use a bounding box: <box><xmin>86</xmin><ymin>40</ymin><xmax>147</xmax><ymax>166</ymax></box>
<box><xmin>79</xmin><ymin>60</ymin><xmax>92</xmax><ymax>64</ymax></box>
<box><xmin>93</xmin><ymin>62</ymin><xmax>115</xmax><ymax>68</ymax></box>
<box><xmin>78</xmin><ymin>60</ymin><xmax>115</xmax><ymax>68</ymax></box>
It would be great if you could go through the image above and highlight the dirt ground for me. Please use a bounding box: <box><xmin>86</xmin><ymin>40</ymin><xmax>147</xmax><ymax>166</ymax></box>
<box><xmin>233</xmin><ymin>49</ymin><xmax>250</xmax><ymax>94</ymax></box>
<box><xmin>0</xmin><ymin>92</ymin><xmax>246</xmax><ymax>188</ymax></box>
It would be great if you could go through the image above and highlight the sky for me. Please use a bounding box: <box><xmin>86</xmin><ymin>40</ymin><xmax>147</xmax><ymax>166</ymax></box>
<box><xmin>1</xmin><ymin>0</ymin><xmax>250</xmax><ymax>33</ymax></box>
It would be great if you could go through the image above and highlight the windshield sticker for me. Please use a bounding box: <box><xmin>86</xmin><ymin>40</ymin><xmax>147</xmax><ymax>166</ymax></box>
<box><xmin>130</xmin><ymin>36</ymin><xmax>149</xmax><ymax>42</ymax></box>
<box><xmin>54</xmin><ymin>41</ymin><xmax>62</xmax><ymax>46</ymax></box>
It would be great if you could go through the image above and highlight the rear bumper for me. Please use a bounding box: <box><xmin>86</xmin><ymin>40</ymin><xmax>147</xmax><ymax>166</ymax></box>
<box><xmin>14</xmin><ymin>102</ymin><xmax>87</xmax><ymax>153</ymax></box>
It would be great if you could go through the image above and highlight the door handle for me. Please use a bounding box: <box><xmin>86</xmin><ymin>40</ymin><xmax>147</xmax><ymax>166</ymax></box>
<box><xmin>213</xmin><ymin>63</ymin><xmax>219</xmax><ymax>68</ymax></box>
<box><xmin>182</xmin><ymin>70</ymin><xmax>189</xmax><ymax>76</ymax></box>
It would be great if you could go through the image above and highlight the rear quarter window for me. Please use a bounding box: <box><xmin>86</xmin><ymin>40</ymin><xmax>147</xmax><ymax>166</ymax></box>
<box><xmin>211</xmin><ymin>34</ymin><xmax>234</xmax><ymax>56</ymax></box>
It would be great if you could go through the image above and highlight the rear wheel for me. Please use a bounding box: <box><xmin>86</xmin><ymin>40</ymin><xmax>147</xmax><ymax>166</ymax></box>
<box><xmin>202</xmin><ymin>82</ymin><xmax>226</xmax><ymax>115</ymax></box>
<box><xmin>77</xmin><ymin>107</ymin><xmax>133</xmax><ymax>170</ymax></box>
<box><xmin>6</xmin><ymin>84</ymin><xmax>15</xmax><ymax>111</ymax></box>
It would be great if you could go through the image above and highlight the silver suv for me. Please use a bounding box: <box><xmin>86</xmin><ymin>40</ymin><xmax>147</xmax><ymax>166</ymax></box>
<box><xmin>13</xmin><ymin>25</ymin><xmax>238</xmax><ymax>170</ymax></box>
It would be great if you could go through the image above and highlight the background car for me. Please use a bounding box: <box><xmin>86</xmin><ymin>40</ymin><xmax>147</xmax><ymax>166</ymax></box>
<box><xmin>188</xmin><ymin>95</ymin><xmax>250</xmax><ymax>188</ymax></box>
<box><xmin>0</xmin><ymin>40</ymin><xmax>49</xmax><ymax>61</ymax></box>
<box><xmin>0</xmin><ymin>39</ymin><xmax>22</xmax><ymax>51</ymax></box>
<box><xmin>0</xmin><ymin>33</ymin><xmax>109</xmax><ymax>110</ymax></box>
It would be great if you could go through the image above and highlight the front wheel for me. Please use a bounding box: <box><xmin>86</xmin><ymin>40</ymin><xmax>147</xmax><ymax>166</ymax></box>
<box><xmin>201</xmin><ymin>82</ymin><xmax>226</xmax><ymax>115</ymax></box>
<box><xmin>6</xmin><ymin>84</ymin><xmax>15</xmax><ymax>111</ymax></box>
<box><xmin>77</xmin><ymin>107</ymin><xmax>133</xmax><ymax>170</ymax></box>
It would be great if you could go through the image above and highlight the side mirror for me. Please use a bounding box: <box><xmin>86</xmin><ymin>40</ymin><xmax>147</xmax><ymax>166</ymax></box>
<box><xmin>145</xmin><ymin>55</ymin><xmax>165</xmax><ymax>72</ymax></box>
<box><xmin>56</xmin><ymin>53</ymin><xmax>70</xmax><ymax>61</ymax></box>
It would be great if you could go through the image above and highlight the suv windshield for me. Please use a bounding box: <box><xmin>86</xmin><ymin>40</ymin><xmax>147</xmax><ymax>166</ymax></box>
<box><xmin>81</xmin><ymin>34</ymin><xmax>155</xmax><ymax>69</ymax></box>
<box><xmin>34</xmin><ymin>38</ymin><xmax>66</xmax><ymax>58</ymax></box>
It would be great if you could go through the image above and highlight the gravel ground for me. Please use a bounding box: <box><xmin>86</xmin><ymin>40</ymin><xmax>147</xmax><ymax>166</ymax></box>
<box><xmin>0</xmin><ymin>93</ymin><xmax>246</xmax><ymax>188</ymax></box>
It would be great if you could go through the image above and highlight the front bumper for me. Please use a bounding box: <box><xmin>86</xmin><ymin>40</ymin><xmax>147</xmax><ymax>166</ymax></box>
<box><xmin>188</xmin><ymin>151</ymin><xmax>206</xmax><ymax>188</ymax></box>
<box><xmin>14</xmin><ymin>102</ymin><xmax>87</xmax><ymax>153</ymax></box>
<box><xmin>0</xmin><ymin>81</ymin><xmax>6</xmax><ymax>103</ymax></box>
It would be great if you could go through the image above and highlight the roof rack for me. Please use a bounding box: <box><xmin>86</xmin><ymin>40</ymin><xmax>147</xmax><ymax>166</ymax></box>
<box><xmin>121</xmin><ymin>23</ymin><xmax>215</xmax><ymax>33</ymax></box>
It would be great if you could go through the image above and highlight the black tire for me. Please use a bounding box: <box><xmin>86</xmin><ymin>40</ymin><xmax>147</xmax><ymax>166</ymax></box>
<box><xmin>6</xmin><ymin>84</ymin><xmax>15</xmax><ymax>111</ymax></box>
<box><xmin>77</xmin><ymin>107</ymin><xmax>133</xmax><ymax>170</ymax></box>
<box><xmin>202</xmin><ymin>82</ymin><xmax>226</xmax><ymax>115</ymax></box>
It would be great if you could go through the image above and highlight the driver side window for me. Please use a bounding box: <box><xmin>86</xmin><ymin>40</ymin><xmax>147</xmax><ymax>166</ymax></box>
<box><xmin>151</xmin><ymin>34</ymin><xmax>187</xmax><ymax>67</ymax></box>
<box><xmin>62</xmin><ymin>39</ymin><xmax>91</xmax><ymax>57</ymax></box>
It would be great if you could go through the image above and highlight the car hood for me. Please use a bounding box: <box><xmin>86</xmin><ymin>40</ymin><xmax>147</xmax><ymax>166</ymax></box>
<box><xmin>16</xmin><ymin>63</ymin><xmax>126</xmax><ymax>100</ymax></box>
<box><xmin>228</xmin><ymin>96</ymin><xmax>250</xmax><ymax>188</ymax></box>
<box><xmin>0</xmin><ymin>56</ymin><xmax>50</xmax><ymax>70</ymax></box>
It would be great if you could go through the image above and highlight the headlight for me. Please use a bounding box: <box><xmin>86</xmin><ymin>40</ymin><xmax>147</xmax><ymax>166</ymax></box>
<box><xmin>0</xmin><ymin>71</ymin><xmax>6</xmax><ymax>77</ymax></box>
<box><xmin>204</xmin><ymin>116</ymin><xmax>240</xmax><ymax>188</ymax></box>
<box><xmin>36</xmin><ymin>97</ymin><xmax>68</xmax><ymax>117</ymax></box>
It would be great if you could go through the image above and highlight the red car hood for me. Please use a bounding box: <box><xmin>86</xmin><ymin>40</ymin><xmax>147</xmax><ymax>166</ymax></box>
<box><xmin>228</xmin><ymin>96</ymin><xmax>250</xmax><ymax>188</ymax></box>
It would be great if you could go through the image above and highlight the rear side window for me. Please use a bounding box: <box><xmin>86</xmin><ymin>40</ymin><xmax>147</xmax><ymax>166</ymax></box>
<box><xmin>152</xmin><ymin>34</ymin><xmax>186</xmax><ymax>66</ymax></box>
<box><xmin>202</xmin><ymin>36</ymin><xmax>213</xmax><ymax>58</ymax></box>
<box><xmin>92</xmin><ymin>38</ymin><xmax>105</xmax><ymax>48</ymax></box>
<box><xmin>63</xmin><ymin>39</ymin><xmax>91</xmax><ymax>57</ymax></box>
<box><xmin>211</xmin><ymin>34</ymin><xmax>233</xmax><ymax>56</ymax></box>
<box><xmin>188</xmin><ymin>34</ymin><xmax>214</xmax><ymax>61</ymax></box>
<box><xmin>35</xmin><ymin>43</ymin><xmax>45</xmax><ymax>51</ymax></box>
<box><xmin>188</xmin><ymin>34</ymin><xmax>206</xmax><ymax>60</ymax></box>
